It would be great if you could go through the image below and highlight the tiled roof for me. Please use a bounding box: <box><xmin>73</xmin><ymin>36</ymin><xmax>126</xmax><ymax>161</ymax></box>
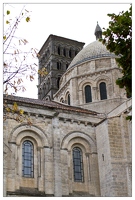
<box><xmin>4</xmin><ymin>95</ymin><xmax>99</xmax><ymax>115</ymax></box>
<box><xmin>68</xmin><ymin>40</ymin><xmax>116</xmax><ymax>69</ymax></box>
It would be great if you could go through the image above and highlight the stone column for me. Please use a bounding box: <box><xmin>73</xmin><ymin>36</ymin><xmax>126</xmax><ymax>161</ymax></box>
<box><xmin>92</xmin><ymin>87</ymin><xmax>98</xmax><ymax>101</ymax></box>
<box><xmin>44</xmin><ymin>147</ymin><xmax>54</xmax><ymax>195</ymax></box>
<box><xmin>61</xmin><ymin>149</ymin><xmax>69</xmax><ymax>196</ymax></box>
<box><xmin>68</xmin><ymin>150</ymin><xmax>73</xmax><ymax>194</ymax></box>
<box><xmin>7</xmin><ymin>143</ymin><xmax>16</xmax><ymax>192</ymax></box>
<box><xmin>86</xmin><ymin>153</ymin><xmax>91</xmax><ymax>181</ymax></box>
<box><xmin>52</xmin><ymin>117</ymin><xmax>62</xmax><ymax>197</ymax></box>
<box><xmin>37</xmin><ymin>147</ymin><xmax>42</xmax><ymax>191</ymax></box>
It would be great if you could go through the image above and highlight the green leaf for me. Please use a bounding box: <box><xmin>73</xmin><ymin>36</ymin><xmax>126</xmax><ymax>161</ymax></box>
<box><xmin>26</xmin><ymin>17</ymin><xmax>30</xmax><ymax>22</ymax></box>
<box><xmin>6</xmin><ymin>10</ymin><xmax>10</xmax><ymax>15</ymax></box>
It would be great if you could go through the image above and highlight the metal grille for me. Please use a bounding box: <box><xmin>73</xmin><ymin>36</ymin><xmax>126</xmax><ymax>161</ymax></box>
<box><xmin>85</xmin><ymin>85</ymin><xmax>92</xmax><ymax>103</ymax></box>
<box><xmin>22</xmin><ymin>140</ymin><xmax>34</xmax><ymax>178</ymax></box>
<box><xmin>100</xmin><ymin>82</ymin><xmax>107</xmax><ymax>100</ymax></box>
<box><xmin>73</xmin><ymin>147</ymin><xmax>84</xmax><ymax>182</ymax></box>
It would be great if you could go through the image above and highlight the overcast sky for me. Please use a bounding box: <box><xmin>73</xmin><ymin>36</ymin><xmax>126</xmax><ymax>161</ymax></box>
<box><xmin>3</xmin><ymin>1</ymin><xmax>131</xmax><ymax>99</ymax></box>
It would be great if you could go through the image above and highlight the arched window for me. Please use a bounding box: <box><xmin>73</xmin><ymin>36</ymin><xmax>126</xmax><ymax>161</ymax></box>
<box><xmin>73</xmin><ymin>147</ymin><xmax>84</xmax><ymax>182</ymax></box>
<box><xmin>100</xmin><ymin>82</ymin><xmax>107</xmax><ymax>100</ymax></box>
<box><xmin>58</xmin><ymin>46</ymin><xmax>60</xmax><ymax>55</ymax></box>
<box><xmin>63</xmin><ymin>48</ymin><xmax>66</xmax><ymax>56</ymax></box>
<box><xmin>57</xmin><ymin>77</ymin><xmax>61</xmax><ymax>88</ymax></box>
<box><xmin>57</xmin><ymin>62</ymin><xmax>61</xmax><ymax>70</ymax></box>
<box><xmin>66</xmin><ymin>63</ymin><xmax>69</xmax><ymax>69</ymax></box>
<box><xmin>22</xmin><ymin>140</ymin><xmax>34</xmax><ymax>178</ymax></box>
<box><xmin>69</xmin><ymin>48</ymin><xmax>72</xmax><ymax>58</ymax></box>
<box><xmin>67</xmin><ymin>93</ymin><xmax>70</xmax><ymax>105</ymax></box>
<box><xmin>85</xmin><ymin>85</ymin><xmax>92</xmax><ymax>103</ymax></box>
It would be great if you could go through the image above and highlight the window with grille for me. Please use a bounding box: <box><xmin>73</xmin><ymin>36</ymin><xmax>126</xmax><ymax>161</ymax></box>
<box><xmin>22</xmin><ymin>140</ymin><xmax>34</xmax><ymax>178</ymax></box>
<box><xmin>85</xmin><ymin>85</ymin><xmax>92</xmax><ymax>103</ymax></box>
<box><xmin>99</xmin><ymin>82</ymin><xmax>107</xmax><ymax>100</ymax></box>
<box><xmin>73</xmin><ymin>147</ymin><xmax>84</xmax><ymax>182</ymax></box>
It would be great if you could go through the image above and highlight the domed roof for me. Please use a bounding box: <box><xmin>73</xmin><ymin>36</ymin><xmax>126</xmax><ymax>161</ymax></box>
<box><xmin>68</xmin><ymin>40</ymin><xmax>116</xmax><ymax>69</ymax></box>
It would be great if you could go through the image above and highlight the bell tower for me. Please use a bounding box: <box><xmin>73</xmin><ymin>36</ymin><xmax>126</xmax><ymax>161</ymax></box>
<box><xmin>38</xmin><ymin>35</ymin><xmax>85</xmax><ymax>100</ymax></box>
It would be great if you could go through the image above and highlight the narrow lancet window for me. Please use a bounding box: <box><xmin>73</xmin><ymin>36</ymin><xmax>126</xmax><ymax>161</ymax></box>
<box><xmin>85</xmin><ymin>85</ymin><xmax>92</xmax><ymax>103</ymax></box>
<box><xmin>73</xmin><ymin>147</ymin><xmax>84</xmax><ymax>182</ymax></box>
<box><xmin>22</xmin><ymin>140</ymin><xmax>34</xmax><ymax>178</ymax></box>
<box><xmin>100</xmin><ymin>82</ymin><xmax>107</xmax><ymax>100</ymax></box>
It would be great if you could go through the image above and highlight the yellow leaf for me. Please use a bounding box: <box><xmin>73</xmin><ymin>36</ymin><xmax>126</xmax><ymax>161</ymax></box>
<box><xmin>6</xmin><ymin>20</ymin><xmax>10</xmax><ymax>24</ymax></box>
<box><xmin>6</xmin><ymin>107</ymin><xmax>10</xmax><ymax>112</ymax></box>
<box><xmin>19</xmin><ymin>109</ymin><xmax>24</xmax><ymax>115</ymax></box>
<box><xmin>12</xmin><ymin>102</ymin><xmax>18</xmax><ymax>112</ymax></box>
<box><xmin>7</xmin><ymin>10</ymin><xmax>10</xmax><ymax>15</ymax></box>
<box><xmin>26</xmin><ymin>17</ymin><xmax>30</xmax><ymax>22</ymax></box>
<box><xmin>3</xmin><ymin>35</ymin><xmax>6</xmax><ymax>40</ymax></box>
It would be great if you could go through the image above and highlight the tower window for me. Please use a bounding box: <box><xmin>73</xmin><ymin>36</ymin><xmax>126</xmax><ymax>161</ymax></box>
<box><xmin>100</xmin><ymin>82</ymin><xmax>107</xmax><ymax>100</ymax></box>
<box><xmin>58</xmin><ymin>46</ymin><xmax>60</xmax><ymax>55</ymax></box>
<box><xmin>69</xmin><ymin>48</ymin><xmax>72</xmax><ymax>58</ymax></box>
<box><xmin>22</xmin><ymin>140</ymin><xmax>34</xmax><ymax>178</ymax></box>
<box><xmin>63</xmin><ymin>48</ymin><xmax>66</xmax><ymax>56</ymax></box>
<box><xmin>66</xmin><ymin>63</ymin><xmax>69</xmax><ymax>69</ymax></box>
<box><xmin>57</xmin><ymin>62</ymin><xmax>61</xmax><ymax>70</ymax></box>
<box><xmin>73</xmin><ymin>147</ymin><xmax>84</xmax><ymax>182</ymax></box>
<box><xmin>85</xmin><ymin>85</ymin><xmax>92</xmax><ymax>103</ymax></box>
<box><xmin>57</xmin><ymin>77</ymin><xmax>61</xmax><ymax>88</ymax></box>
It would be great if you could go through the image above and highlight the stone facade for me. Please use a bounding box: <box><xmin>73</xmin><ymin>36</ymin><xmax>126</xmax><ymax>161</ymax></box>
<box><xmin>3</xmin><ymin>30</ymin><xmax>132</xmax><ymax>197</ymax></box>
<box><xmin>3</xmin><ymin>95</ymin><xmax>132</xmax><ymax>197</ymax></box>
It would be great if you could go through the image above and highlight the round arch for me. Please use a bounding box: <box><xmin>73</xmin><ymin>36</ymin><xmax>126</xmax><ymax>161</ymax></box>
<box><xmin>9</xmin><ymin>124</ymin><xmax>50</xmax><ymax>148</ymax></box>
<box><xmin>78</xmin><ymin>78</ymin><xmax>95</xmax><ymax>91</ymax></box>
<box><xmin>61</xmin><ymin>131</ymin><xmax>97</xmax><ymax>153</ymax></box>
<box><xmin>95</xmin><ymin>75</ymin><xmax>111</xmax><ymax>87</ymax></box>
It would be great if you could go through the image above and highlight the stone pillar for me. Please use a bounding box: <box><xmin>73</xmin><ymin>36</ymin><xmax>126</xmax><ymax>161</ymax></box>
<box><xmin>78</xmin><ymin>90</ymin><xmax>83</xmax><ymax>104</ymax></box>
<box><xmin>70</xmin><ymin>77</ymin><xmax>78</xmax><ymax>105</ymax></box>
<box><xmin>61</xmin><ymin>149</ymin><xmax>69</xmax><ymax>196</ymax></box>
<box><xmin>68</xmin><ymin>150</ymin><xmax>73</xmax><ymax>194</ymax></box>
<box><xmin>37</xmin><ymin>147</ymin><xmax>43</xmax><ymax>192</ymax></box>
<box><xmin>86</xmin><ymin>153</ymin><xmax>91</xmax><ymax>180</ymax></box>
<box><xmin>7</xmin><ymin>143</ymin><xmax>16</xmax><ymax>192</ymax></box>
<box><xmin>44</xmin><ymin>147</ymin><xmax>54</xmax><ymax>195</ymax></box>
<box><xmin>52</xmin><ymin>117</ymin><xmax>62</xmax><ymax>197</ymax></box>
<box><xmin>92</xmin><ymin>87</ymin><xmax>98</xmax><ymax>101</ymax></box>
<box><xmin>90</xmin><ymin>153</ymin><xmax>101</xmax><ymax>196</ymax></box>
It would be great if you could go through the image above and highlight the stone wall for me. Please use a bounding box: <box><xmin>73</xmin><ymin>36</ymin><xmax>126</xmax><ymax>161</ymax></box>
<box><xmin>3</xmin><ymin>100</ymin><xmax>101</xmax><ymax>197</ymax></box>
<box><xmin>96</xmin><ymin>113</ymin><xmax>132</xmax><ymax>197</ymax></box>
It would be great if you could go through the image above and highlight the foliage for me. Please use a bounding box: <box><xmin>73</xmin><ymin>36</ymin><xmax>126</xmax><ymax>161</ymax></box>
<box><xmin>3</xmin><ymin>100</ymin><xmax>32</xmax><ymax>125</ymax></box>
<box><xmin>100</xmin><ymin>5</ymin><xmax>132</xmax><ymax>97</ymax></box>
<box><xmin>3</xmin><ymin>4</ymin><xmax>39</xmax><ymax>94</ymax></box>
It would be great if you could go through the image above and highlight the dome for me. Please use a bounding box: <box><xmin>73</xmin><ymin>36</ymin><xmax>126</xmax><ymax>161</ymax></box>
<box><xmin>68</xmin><ymin>40</ymin><xmax>116</xmax><ymax>69</ymax></box>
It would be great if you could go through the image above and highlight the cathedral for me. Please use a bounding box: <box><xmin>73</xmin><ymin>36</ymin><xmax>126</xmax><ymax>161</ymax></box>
<box><xmin>3</xmin><ymin>23</ymin><xmax>132</xmax><ymax>197</ymax></box>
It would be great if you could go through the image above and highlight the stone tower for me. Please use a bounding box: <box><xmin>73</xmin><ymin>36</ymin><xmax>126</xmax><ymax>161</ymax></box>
<box><xmin>38</xmin><ymin>35</ymin><xmax>85</xmax><ymax>100</ymax></box>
